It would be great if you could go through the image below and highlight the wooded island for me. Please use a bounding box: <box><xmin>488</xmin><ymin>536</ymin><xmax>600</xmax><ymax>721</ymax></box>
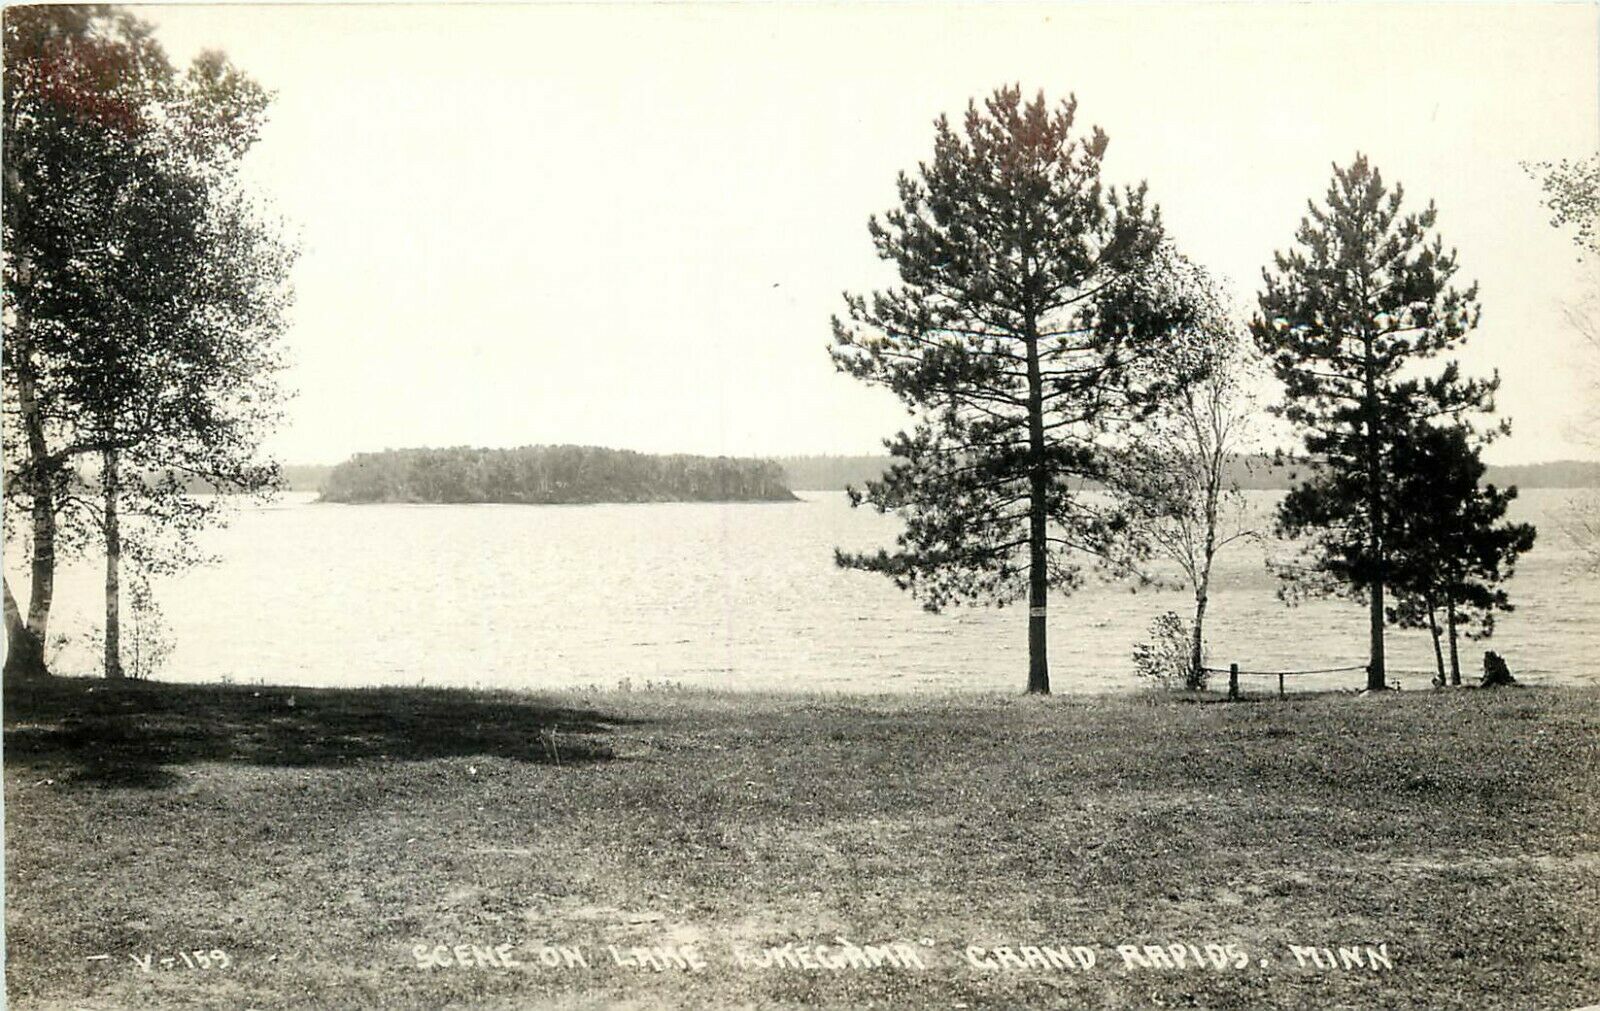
<box><xmin>317</xmin><ymin>445</ymin><xmax>797</xmax><ymax>504</ymax></box>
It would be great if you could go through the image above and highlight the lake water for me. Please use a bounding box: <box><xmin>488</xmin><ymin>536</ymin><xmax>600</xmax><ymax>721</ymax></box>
<box><xmin>21</xmin><ymin>489</ymin><xmax>1600</xmax><ymax>694</ymax></box>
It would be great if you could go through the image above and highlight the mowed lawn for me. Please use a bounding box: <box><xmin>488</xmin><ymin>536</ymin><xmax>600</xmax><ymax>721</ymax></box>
<box><xmin>5</xmin><ymin>678</ymin><xmax>1599</xmax><ymax>1010</ymax></box>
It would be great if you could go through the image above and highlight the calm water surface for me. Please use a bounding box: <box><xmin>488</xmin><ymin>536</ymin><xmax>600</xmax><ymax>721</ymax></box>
<box><xmin>28</xmin><ymin>489</ymin><xmax>1600</xmax><ymax>693</ymax></box>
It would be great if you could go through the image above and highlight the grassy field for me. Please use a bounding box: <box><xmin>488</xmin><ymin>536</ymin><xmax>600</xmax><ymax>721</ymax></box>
<box><xmin>5</xmin><ymin>678</ymin><xmax>1599</xmax><ymax>1009</ymax></box>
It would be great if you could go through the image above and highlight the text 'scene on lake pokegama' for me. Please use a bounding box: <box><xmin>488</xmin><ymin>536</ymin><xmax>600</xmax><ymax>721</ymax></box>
<box><xmin>107</xmin><ymin>938</ymin><xmax>1399</xmax><ymax>976</ymax></box>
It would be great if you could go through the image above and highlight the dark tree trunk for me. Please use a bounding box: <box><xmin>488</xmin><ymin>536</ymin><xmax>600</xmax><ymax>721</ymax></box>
<box><xmin>3</xmin><ymin>576</ymin><xmax>47</xmax><ymax>682</ymax></box>
<box><xmin>1426</xmin><ymin>601</ymin><xmax>1446</xmax><ymax>685</ymax></box>
<box><xmin>1446</xmin><ymin>597</ymin><xmax>1462</xmax><ymax>687</ymax></box>
<box><xmin>1362</xmin><ymin>335</ymin><xmax>1386</xmax><ymax>691</ymax></box>
<box><xmin>1024</xmin><ymin>319</ymin><xmax>1049</xmax><ymax>695</ymax></box>
<box><xmin>102</xmin><ymin>448</ymin><xmax>125</xmax><ymax>680</ymax></box>
<box><xmin>1366</xmin><ymin>582</ymin><xmax>1386</xmax><ymax>689</ymax></box>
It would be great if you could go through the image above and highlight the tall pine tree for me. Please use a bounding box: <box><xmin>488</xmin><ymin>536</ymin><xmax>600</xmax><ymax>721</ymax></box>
<box><xmin>1384</xmin><ymin>424</ymin><xmax>1535</xmax><ymax>686</ymax></box>
<box><xmin>831</xmin><ymin>87</ymin><xmax>1203</xmax><ymax>694</ymax></box>
<box><xmin>1254</xmin><ymin>155</ymin><xmax>1491</xmax><ymax>690</ymax></box>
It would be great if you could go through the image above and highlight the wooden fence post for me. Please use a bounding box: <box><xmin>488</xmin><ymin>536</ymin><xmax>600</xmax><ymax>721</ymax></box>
<box><xmin>1228</xmin><ymin>663</ymin><xmax>1239</xmax><ymax>700</ymax></box>
<box><xmin>1278</xmin><ymin>672</ymin><xmax>1285</xmax><ymax>698</ymax></box>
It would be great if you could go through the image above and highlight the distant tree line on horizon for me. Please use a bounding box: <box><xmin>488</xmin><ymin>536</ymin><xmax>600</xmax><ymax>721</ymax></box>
<box><xmin>317</xmin><ymin>446</ymin><xmax>797</xmax><ymax>504</ymax></box>
<box><xmin>167</xmin><ymin>453</ymin><xmax>1600</xmax><ymax>496</ymax></box>
<box><xmin>772</xmin><ymin>453</ymin><xmax>1600</xmax><ymax>493</ymax></box>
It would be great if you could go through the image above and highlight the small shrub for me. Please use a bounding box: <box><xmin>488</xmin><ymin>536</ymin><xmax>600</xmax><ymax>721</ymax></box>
<box><xmin>1132</xmin><ymin>611</ymin><xmax>1205</xmax><ymax>690</ymax></box>
<box><xmin>74</xmin><ymin>579</ymin><xmax>176</xmax><ymax>680</ymax></box>
<box><xmin>115</xmin><ymin>576</ymin><xmax>175</xmax><ymax>680</ymax></box>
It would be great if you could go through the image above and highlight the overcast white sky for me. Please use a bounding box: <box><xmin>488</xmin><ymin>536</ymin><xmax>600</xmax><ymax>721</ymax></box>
<box><xmin>142</xmin><ymin>3</ymin><xmax>1599</xmax><ymax>466</ymax></box>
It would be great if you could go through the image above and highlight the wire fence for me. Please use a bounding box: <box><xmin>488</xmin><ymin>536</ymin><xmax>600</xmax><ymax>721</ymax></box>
<box><xmin>1200</xmin><ymin>662</ymin><xmax>1370</xmax><ymax>699</ymax></box>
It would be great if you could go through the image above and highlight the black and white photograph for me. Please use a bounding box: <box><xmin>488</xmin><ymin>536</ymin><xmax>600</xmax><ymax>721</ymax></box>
<box><xmin>3</xmin><ymin>2</ymin><xmax>1598</xmax><ymax>1007</ymax></box>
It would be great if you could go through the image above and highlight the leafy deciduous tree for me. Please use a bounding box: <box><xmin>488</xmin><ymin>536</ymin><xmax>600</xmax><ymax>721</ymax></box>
<box><xmin>4</xmin><ymin>5</ymin><xmax>170</xmax><ymax>680</ymax></box>
<box><xmin>1525</xmin><ymin>153</ymin><xmax>1600</xmax><ymax>573</ymax></box>
<box><xmin>3</xmin><ymin>6</ymin><xmax>294</xmax><ymax>680</ymax></box>
<box><xmin>1123</xmin><ymin>257</ymin><xmax>1260</xmax><ymax>687</ymax></box>
<box><xmin>1526</xmin><ymin>153</ymin><xmax>1599</xmax><ymax>258</ymax></box>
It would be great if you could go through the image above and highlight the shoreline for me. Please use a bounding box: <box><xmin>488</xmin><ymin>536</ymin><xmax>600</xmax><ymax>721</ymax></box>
<box><xmin>15</xmin><ymin>670</ymin><xmax>1591</xmax><ymax>704</ymax></box>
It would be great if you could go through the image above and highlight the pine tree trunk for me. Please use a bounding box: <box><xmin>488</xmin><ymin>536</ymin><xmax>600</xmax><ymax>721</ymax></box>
<box><xmin>1024</xmin><ymin>315</ymin><xmax>1049</xmax><ymax>695</ymax></box>
<box><xmin>1362</xmin><ymin>337</ymin><xmax>1387</xmax><ymax>691</ymax></box>
<box><xmin>102</xmin><ymin>448</ymin><xmax>125</xmax><ymax>680</ymax></box>
<box><xmin>1446</xmin><ymin>598</ymin><xmax>1461</xmax><ymax>687</ymax></box>
<box><xmin>1426</xmin><ymin>601</ymin><xmax>1445</xmax><ymax>685</ymax></box>
<box><xmin>1366</xmin><ymin>584</ymin><xmax>1387</xmax><ymax>689</ymax></box>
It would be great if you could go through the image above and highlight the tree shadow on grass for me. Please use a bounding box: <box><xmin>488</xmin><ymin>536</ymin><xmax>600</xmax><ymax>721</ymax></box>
<box><xmin>3</xmin><ymin>677</ymin><xmax>637</xmax><ymax>789</ymax></box>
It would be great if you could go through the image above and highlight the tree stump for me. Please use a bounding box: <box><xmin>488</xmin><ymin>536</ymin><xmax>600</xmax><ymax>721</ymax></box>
<box><xmin>1480</xmin><ymin>650</ymin><xmax>1517</xmax><ymax>687</ymax></box>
